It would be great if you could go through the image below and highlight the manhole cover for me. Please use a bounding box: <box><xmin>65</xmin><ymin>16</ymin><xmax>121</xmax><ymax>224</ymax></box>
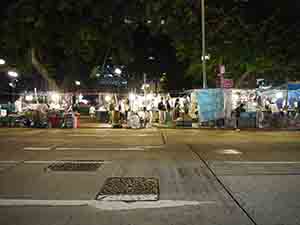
<box><xmin>47</xmin><ymin>162</ymin><xmax>102</xmax><ymax>172</ymax></box>
<box><xmin>96</xmin><ymin>177</ymin><xmax>159</xmax><ymax>201</ymax></box>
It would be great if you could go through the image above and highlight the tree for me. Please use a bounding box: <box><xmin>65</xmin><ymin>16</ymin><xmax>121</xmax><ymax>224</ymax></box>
<box><xmin>145</xmin><ymin>0</ymin><xmax>300</xmax><ymax>87</ymax></box>
<box><xmin>2</xmin><ymin>0</ymin><xmax>299</xmax><ymax>91</ymax></box>
<box><xmin>0</xmin><ymin>0</ymin><xmax>144</xmax><ymax>90</ymax></box>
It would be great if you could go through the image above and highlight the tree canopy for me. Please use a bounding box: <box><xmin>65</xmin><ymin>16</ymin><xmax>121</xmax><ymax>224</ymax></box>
<box><xmin>1</xmin><ymin>0</ymin><xmax>300</xmax><ymax>90</ymax></box>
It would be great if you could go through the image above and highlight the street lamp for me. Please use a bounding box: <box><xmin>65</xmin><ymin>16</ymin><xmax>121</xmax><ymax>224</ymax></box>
<box><xmin>8</xmin><ymin>71</ymin><xmax>18</xmax><ymax>78</ymax></box>
<box><xmin>114</xmin><ymin>68</ymin><xmax>122</xmax><ymax>75</ymax></box>
<box><xmin>25</xmin><ymin>95</ymin><xmax>34</xmax><ymax>101</ymax></box>
<box><xmin>105</xmin><ymin>95</ymin><xmax>111</xmax><ymax>102</ymax></box>
<box><xmin>201</xmin><ymin>54</ymin><xmax>210</xmax><ymax>61</ymax></box>
<box><xmin>0</xmin><ymin>59</ymin><xmax>6</xmax><ymax>65</ymax></box>
<box><xmin>75</xmin><ymin>80</ymin><xmax>81</xmax><ymax>86</ymax></box>
<box><xmin>201</xmin><ymin>0</ymin><xmax>207</xmax><ymax>89</ymax></box>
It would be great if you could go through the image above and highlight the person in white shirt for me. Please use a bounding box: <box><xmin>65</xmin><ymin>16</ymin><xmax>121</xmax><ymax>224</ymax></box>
<box><xmin>270</xmin><ymin>102</ymin><xmax>279</xmax><ymax>114</ymax></box>
<box><xmin>138</xmin><ymin>107</ymin><xmax>150</xmax><ymax>128</ymax></box>
<box><xmin>89</xmin><ymin>105</ymin><xmax>96</xmax><ymax>119</ymax></box>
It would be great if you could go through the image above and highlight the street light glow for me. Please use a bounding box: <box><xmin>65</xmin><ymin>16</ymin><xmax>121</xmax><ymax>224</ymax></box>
<box><xmin>105</xmin><ymin>95</ymin><xmax>111</xmax><ymax>102</ymax></box>
<box><xmin>51</xmin><ymin>92</ymin><xmax>60</xmax><ymax>102</ymax></box>
<box><xmin>129</xmin><ymin>93</ymin><xmax>135</xmax><ymax>101</ymax></box>
<box><xmin>25</xmin><ymin>95</ymin><xmax>34</xmax><ymax>101</ymax></box>
<box><xmin>114</xmin><ymin>68</ymin><xmax>122</xmax><ymax>75</ymax></box>
<box><xmin>201</xmin><ymin>55</ymin><xmax>210</xmax><ymax>61</ymax></box>
<box><xmin>276</xmin><ymin>92</ymin><xmax>283</xmax><ymax>99</ymax></box>
<box><xmin>75</xmin><ymin>81</ymin><xmax>81</xmax><ymax>86</ymax></box>
<box><xmin>8</xmin><ymin>71</ymin><xmax>18</xmax><ymax>78</ymax></box>
<box><xmin>141</xmin><ymin>84</ymin><xmax>150</xmax><ymax>90</ymax></box>
<box><xmin>0</xmin><ymin>59</ymin><xmax>6</xmax><ymax>65</ymax></box>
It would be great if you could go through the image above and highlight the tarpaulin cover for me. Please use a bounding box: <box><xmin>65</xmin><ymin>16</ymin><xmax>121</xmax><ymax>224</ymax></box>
<box><xmin>288</xmin><ymin>90</ymin><xmax>300</xmax><ymax>106</ymax></box>
<box><xmin>196</xmin><ymin>89</ymin><xmax>224</xmax><ymax>122</ymax></box>
<box><xmin>288</xmin><ymin>83</ymin><xmax>300</xmax><ymax>90</ymax></box>
<box><xmin>260</xmin><ymin>89</ymin><xmax>300</xmax><ymax>107</ymax></box>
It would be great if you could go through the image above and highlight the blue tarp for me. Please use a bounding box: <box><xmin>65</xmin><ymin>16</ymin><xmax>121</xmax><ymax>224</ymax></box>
<box><xmin>288</xmin><ymin>83</ymin><xmax>300</xmax><ymax>90</ymax></box>
<box><xmin>288</xmin><ymin>90</ymin><xmax>300</xmax><ymax>106</ymax></box>
<box><xmin>196</xmin><ymin>89</ymin><xmax>224</xmax><ymax>122</ymax></box>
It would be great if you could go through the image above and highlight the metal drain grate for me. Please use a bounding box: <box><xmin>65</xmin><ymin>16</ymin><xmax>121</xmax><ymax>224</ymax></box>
<box><xmin>96</xmin><ymin>177</ymin><xmax>159</xmax><ymax>201</ymax></box>
<box><xmin>47</xmin><ymin>161</ymin><xmax>102</xmax><ymax>172</ymax></box>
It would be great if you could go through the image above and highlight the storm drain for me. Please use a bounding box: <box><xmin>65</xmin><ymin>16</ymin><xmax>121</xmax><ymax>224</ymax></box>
<box><xmin>47</xmin><ymin>161</ymin><xmax>103</xmax><ymax>172</ymax></box>
<box><xmin>96</xmin><ymin>177</ymin><xmax>159</xmax><ymax>201</ymax></box>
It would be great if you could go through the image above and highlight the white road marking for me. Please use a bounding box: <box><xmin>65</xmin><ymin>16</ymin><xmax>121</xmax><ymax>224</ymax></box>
<box><xmin>217</xmin><ymin>149</ymin><xmax>242</xmax><ymax>155</ymax></box>
<box><xmin>0</xmin><ymin>161</ymin><xmax>20</xmax><ymax>164</ymax></box>
<box><xmin>221</xmin><ymin>161</ymin><xmax>300</xmax><ymax>164</ymax></box>
<box><xmin>23</xmin><ymin>160</ymin><xmax>109</xmax><ymax>164</ymax></box>
<box><xmin>68</xmin><ymin>134</ymin><xmax>107</xmax><ymax>137</ymax></box>
<box><xmin>68</xmin><ymin>134</ymin><xmax>156</xmax><ymax>137</ymax></box>
<box><xmin>0</xmin><ymin>199</ymin><xmax>216</xmax><ymax>210</ymax></box>
<box><xmin>91</xmin><ymin>200</ymin><xmax>216</xmax><ymax>211</ymax></box>
<box><xmin>142</xmin><ymin>145</ymin><xmax>164</xmax><ymax>149</ymax></box>
<box><xmin>0</xmin><ymin>199</ymin><xmax>89</xmax><ymax>206</ymax></box>
<box><xmin>24</xmin><ymin>147</ymin><xmax>52</xmax><ymax>151</ymax></box>
<box><xmin>24</xmin><ymin>130</ymin><xmax>44</xmax><ymax>135</ymax></box>
<box><xmin>56</xmin><ymin>147</ymin><xmax>146</xmax><ymax>151</ymax></box>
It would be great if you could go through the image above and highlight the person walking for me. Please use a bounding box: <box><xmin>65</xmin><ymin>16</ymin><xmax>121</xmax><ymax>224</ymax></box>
<box><xmin>158</xmin><ymin>97</ymin><xmax>166</xmax><ymax>124</ymax></box>
<box><xmin>173</xmin><ymin>98</ymin><xmax>180</xmax><ymax>121</ymax></box>
<box><xmin>124</xmin><ymin>98</ymin><xmax>130</xmax><ymax>122</ymax></box>
<box><xmin>108</xmin><ymin>100</ymin><xmax>115</xmax><ymax>124</ymax></box>
<box><xmin>165</xmin><ymin>99</ymin><xmax>172</xmax><ymax>125</ymax></box>
<box><xmin>234</xmin><ymin>103</ymin><xmax>245</xmax><ymax>130</ymax></box>
<box><xmin>89</xmin><ymin>105</ymin><xmax>96</xmax><ymax>120</ymax></box>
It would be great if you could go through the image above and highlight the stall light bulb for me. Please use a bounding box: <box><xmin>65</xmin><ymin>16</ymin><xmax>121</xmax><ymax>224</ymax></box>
<box><xmin>105</xmin><ymin>95</ymin><xmax>111</xmax><ymax>102</ymax></box>
<box><xmin>25</xmin><ymin>95</ymin><xmax>33</xmax><ymax>101</ymax></box>
<box><xmin>276</xmin><ymin>92</ymin><xmax>283</xmax><ymax>99</ymax></box>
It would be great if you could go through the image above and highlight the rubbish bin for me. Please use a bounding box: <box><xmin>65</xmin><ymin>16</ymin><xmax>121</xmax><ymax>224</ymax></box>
<box><xmin>112</xmin><ymin>110</ymin><xmax>121</xmax><ymax>128</ymax></box>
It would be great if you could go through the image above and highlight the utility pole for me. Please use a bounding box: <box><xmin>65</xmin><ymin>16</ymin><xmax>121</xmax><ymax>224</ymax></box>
<box><xmin>201</xmin><ymin>0</ymin><xmax>207</xmax><ymax>89</ymax></box>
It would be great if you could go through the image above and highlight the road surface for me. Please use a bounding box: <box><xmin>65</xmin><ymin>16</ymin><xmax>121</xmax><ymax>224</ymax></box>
<box><xmin>0</xmin><ymin>128</ymin><xmax>300</xmax><ymax>225</ymax></box>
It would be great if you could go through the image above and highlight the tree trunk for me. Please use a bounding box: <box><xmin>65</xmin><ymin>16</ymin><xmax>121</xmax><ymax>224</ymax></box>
<box><xmin>31</xmin><ymin>48</ymin><xmax>59</xmax><ymax>91</ymax></box>
<box><xmin>235</xmin><ymin>71</ymin><xmax>251</xmax><ymax>88</ymax></box>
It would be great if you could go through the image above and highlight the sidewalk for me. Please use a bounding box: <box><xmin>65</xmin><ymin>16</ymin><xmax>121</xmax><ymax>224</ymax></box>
<box><xmin>78</xmin><ymin>116</ymin><xmax>112</xmax><ymax>129</ymax></box>
<box><xmin>152</xmin><ymin>122</ymin><xmax>300</xmax><ymax>132</ymax></box>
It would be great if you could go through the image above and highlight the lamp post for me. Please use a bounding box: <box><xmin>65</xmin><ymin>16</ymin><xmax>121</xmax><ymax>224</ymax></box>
<box><xmin>201</xmin><ymin>0</ymin><xmax>207</xmax><ymax>89</ymax></box>
<box><xmin>7</xmin><ymin>71</ymin><xmax>19</xmax><ymax>103</ymax></box>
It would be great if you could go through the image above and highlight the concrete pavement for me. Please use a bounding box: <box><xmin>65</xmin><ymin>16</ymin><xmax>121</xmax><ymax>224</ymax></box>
<box><xmin>0</xmin><ymin>128</ymin><xmax>300</xmax><ymax>225</ymax></box>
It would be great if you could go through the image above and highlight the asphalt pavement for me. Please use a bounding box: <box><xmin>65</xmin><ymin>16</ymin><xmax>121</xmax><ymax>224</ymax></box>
<box><xmin>0</xmin><ymin>127</ymin><xmax>300</xmax><ymax>225</ymax></box>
